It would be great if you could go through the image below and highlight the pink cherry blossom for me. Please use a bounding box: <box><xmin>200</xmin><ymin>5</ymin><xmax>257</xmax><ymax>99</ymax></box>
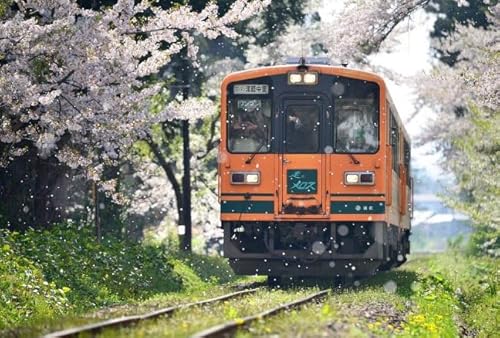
<box><xmin>0</xmin><ymin>0</ymin><xmax>270</xmax><ymax>173</ymax></box>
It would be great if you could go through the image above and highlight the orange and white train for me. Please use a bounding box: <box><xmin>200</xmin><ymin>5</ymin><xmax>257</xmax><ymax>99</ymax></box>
<box><xmin>218</xmin><ymin>58</ymin><xmax>413</xmax><ymax>282</ymax></box>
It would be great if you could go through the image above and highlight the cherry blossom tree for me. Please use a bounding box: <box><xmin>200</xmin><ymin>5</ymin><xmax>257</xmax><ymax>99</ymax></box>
<box><xmin>246</xmin><ymin>0</ymin><xmax>432</xmax><ymax>67</ymax></box>
<box><xmin>415</xmin><ymin>4</ymin><xmax>499</xmax><ymax>255</ymax></box>
<box><xmin>0</xmin><ymin>0</ymin><xmax>270</xmax><ymax>179</ymax></box>
<box><xmin>137</xmin><ymin>0</ymin><xmax>305</xmax><ymax>245</ymax></box>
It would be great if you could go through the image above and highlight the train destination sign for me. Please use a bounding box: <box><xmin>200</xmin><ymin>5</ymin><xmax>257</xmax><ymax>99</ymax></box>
<box><xmin>233</xmin><ymin>84</ymin><xmax>269</xmax><ymax>95</ymax></box>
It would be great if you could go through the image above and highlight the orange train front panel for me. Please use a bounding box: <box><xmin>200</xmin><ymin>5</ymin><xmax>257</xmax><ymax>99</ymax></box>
<box><xmin>219</xmin><ymin>153</ymin><xmax>276</xmax><ymax>219</ymax></box>
<box><xmin>219</xmin><ymin>65</ymin><xmax>391</xmax><ymax>223</ymax></box>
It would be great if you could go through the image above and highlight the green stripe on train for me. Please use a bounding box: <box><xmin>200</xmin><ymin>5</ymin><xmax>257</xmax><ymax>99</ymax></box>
<box><xmin>221</xmin><ymin>200</ymin><xmax>274</xmax><ymax>213</ymax></box>
<box><xmin>331</xmin><ymin>201</ymin><xmax>385</xmax><ymax>214</ymax></box>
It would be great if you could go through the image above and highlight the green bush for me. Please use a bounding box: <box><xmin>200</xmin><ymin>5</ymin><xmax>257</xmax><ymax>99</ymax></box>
<box><xmin>0</xmin><ymin>223</ymin><xmax>236</xmax><ymax>329</ymax></box>
<box><xmin>467</xmin><ymin>225</ymin><xmax>500</xmax><ymax>257</ymax></box>
<box><xmin>177</xmin><ymin>252</ymin><xmax>235</xmax><ymax>285</ymax></box>
<box><xmin>0</xmin><ymin>240</ymin><xmax>69</xmax><ymax>329</ymax></box>
<box><xmin>3</xmin><ymin>224</ymin><xmax>184</xmax><ymax>309</ymax></box>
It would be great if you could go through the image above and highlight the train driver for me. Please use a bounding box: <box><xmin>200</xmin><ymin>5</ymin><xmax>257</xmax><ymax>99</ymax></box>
<box><xmin>229</xmin><ymin>99</ymin><xmax>269</xmax><ymax>153</ymax></box>
<box><xmin>286</xmin><ymin>106</ymin><xmax>320</xmax><ymax>152</ymax></box>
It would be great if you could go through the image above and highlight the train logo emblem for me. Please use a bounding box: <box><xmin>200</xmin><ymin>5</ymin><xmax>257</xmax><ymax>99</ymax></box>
<box><xmin>287</xmin><ymin>170</ymin><xmax>317</xmax><ymax>194</ymax></box>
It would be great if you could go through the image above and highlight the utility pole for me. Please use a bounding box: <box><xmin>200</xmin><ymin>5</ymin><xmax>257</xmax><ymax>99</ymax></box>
<box><xmin>179</xmin><ymin>55</ymin><xmax>192</xmax><ymax>252</ymax></box>
<box><xmin>180</xmin><ymin>118</ymin><xmax>191</xmax><ymax>251</ymax></box>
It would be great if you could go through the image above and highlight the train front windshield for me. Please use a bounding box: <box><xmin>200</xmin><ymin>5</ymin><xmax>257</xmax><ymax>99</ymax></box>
<box><xmin>228</xmin><ymin>98</ymin><xmax>272</xmax><ymax>153</ymax></box>
<box><xmin>332</xmin><ymin>77</ymin><xmax>379</xmax><ymax>153</ymax></box>
<box><xmin>226</xmin><ymin>75</ymin><xmax>379</xmax><ymax>154</ymax></box>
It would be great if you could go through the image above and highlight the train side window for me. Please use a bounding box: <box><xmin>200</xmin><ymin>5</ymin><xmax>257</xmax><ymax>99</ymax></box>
<box><xmin>390</xmin><ymin>109</ymin><xmax>399</xmax><ymax>174</ymax></box>
<box><xmin>404</xmin><ymin>139</ymin><xmax>411</xmax><ymax>186</ymax></box>
<box><xmin>228</xmin><ymin>99</ymin><xmax>272</xmax><ymax>153</ymax></box>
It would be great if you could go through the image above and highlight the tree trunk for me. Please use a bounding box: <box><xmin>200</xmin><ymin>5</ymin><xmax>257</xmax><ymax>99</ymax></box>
<box><xmin>147</xmin><ymin>140</ymin><xmax>184</xmax><ymax>227</ymax></box>
<box><xmin>92</xmin><ymin>180</ymin><xmax>101</xmax><ymax>242</ymax></box>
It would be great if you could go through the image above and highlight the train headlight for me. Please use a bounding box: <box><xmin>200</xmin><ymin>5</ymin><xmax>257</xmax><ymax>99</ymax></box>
<box><xmin>231</xmin><ymin>172</ymin><xmax>261</xmax><ymax>185</ymax></box>
<box><xmin>231</xmin><ymin>173</ymin><xmax>245</xmax><ymax>183</ymax></box>
<box><xmin>345</xmin><ymin>174</ymin><xmax>360</xmax><ymax>184</ymax></box>
<box><xmin>245</xmin><ymin>173</ymin><xmax>260</xmax><ymax>184</ymax></box>
<box><xmin>288</xmin><ymin>72</ymin><xmax>318</xmax><ymax>85</ymax></box>
<box><xmin>288</xmin><ymin>73</ymin><xmax>303</xmax><ymax>84</ymax></box>
<box><xmin>344</xmin><ymin>172</ymin><xmax>375</xmax><ymax>185</ymax></box>
<box><xmin>303</xmin><ymin>72</ymin><xmax>318</xmax><ymax>84</ymax></box>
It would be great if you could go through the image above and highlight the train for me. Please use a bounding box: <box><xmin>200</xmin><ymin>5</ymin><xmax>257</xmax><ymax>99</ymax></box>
<box><xmin>218</xmin><ymin>57</ymin><xmax>413</xmax><ymax>284</ymax></box>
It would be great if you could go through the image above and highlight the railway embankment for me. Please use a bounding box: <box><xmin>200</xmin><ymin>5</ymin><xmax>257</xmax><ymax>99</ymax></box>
<box><xmin>238</xmin><ymin>254</ymin><xmax>497</xmax><ymax>337</ymax></box>
<box><xmin>1</xmin><ymin>225</ymin><xmax>497</xmax><ymax>337</ymax></box>
<box><xmin>0</xmin><ymin>224</ymin><xmax>242</xmax><ymax>336</ymax></box>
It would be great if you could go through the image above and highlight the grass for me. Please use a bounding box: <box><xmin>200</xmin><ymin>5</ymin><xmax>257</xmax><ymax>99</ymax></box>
<box><xmin>103</xmin><ymin>288</ymin><xmax>318</xmax><ymax>337</ymax></box>
<box><xmin>416</xmin><ymin>253</ymin><xmax>498</xmax><ymax>337</ymax></box>
<box><xmin>0</xmin><ymin>223</ymin><xmax>244</xmax><ymax>335</ymax></box>
<box><xmin>236</xmin><ymin>253</ymin><xmax>498</xmax><ymax>337</ymax></box>
<box><xmin>1</xmin><ymin>223</ymin><xmax>497</xmax><ymax>337</ymax></box>
<box><xmin>30</xmin><ymin>284</ymin><xmax>253</xmax><ymax>337</ymax></box>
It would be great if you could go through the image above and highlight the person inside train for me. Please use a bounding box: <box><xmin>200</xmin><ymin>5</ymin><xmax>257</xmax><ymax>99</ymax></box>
<box><xmin>229</xmin><ymin>99</ymin><xmax>270</xmax><ymax>153</ymax></box>
<box><xmin>286</xmin><ymin>105</ymin><xmax>319</xmax><ymax>153</ymax></box>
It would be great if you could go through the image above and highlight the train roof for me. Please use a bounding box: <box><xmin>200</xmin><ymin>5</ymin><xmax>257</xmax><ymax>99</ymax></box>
<box><xmin>221</xmin><ymin>62</ymin><xmax>410</xmax><ymax>142</ymax></box>
<box><xmin>222</xmin><ymin>64</ymin><xmax>386</xmax><ymax>87</ymax></box>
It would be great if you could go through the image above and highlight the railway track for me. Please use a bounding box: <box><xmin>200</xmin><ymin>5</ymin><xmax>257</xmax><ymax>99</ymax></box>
<box><xmin>44</xmin><ymin>288</ymin><xmax>259</xmax><ymax>338</ymax></box>
<box><xmin>192</xmin><ymin>289</ymin><xmax>329</xmax><ymax>338</ymax></box>
<box><xmin>45</xmin><ymin>286</ymin><xmax>329</xmax><ymax>338</ymax></box>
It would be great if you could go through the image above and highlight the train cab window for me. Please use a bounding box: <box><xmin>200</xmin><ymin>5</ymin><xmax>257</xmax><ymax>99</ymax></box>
<box><xmin>228</xmin><ymin>98</ymin><xmax>272</xmax><ymax>153</ymax></box>
<box><xmin>285</xmin><ymin>105</ymin><xmax>320</xmax><ymax>153</ymax></box>
<box><xmin>333</xmin><ymin>78</ymin><xmax>379</xmax><ymax>153</ymax></box>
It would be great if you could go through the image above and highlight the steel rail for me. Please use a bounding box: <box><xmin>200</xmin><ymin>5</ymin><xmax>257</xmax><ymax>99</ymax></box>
<box><xmin>192</xmin><ymin>289</ymin><xmax>329</xmax><ymax>338</ymax></box>
<box><xmin>44</xmin><ymin>287</ymin><xmax>260</xmax><ymax>338</ymax></box>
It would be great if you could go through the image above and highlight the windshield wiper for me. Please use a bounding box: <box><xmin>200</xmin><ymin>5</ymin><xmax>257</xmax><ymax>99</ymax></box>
<box><xmin>348</xmin><ymin>153</ymin><xmax>360</xmax><ymax>164</ymax></box>
<box><xmin>245</xmin><ymin>142</ymin><xmax>267</xmax><ymax>164</ymax></box>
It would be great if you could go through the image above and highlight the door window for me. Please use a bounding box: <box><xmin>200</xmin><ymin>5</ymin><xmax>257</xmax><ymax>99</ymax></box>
<box><xmin>285</xmin><ymin>105</ymin><xmax>320</xmax><ymax>153</ymax></box>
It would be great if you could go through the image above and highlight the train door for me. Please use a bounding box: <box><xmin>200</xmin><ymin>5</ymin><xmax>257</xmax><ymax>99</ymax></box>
<box><xmin>277</xmin><ymin>98</ymin><xmax>328</xmax><ymax>217</ymax></box>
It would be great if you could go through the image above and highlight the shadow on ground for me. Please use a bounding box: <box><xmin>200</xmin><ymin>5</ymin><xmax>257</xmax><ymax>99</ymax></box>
<box><xmin>269</xmin><ymin>268</ymin><xmax>419</xmax><ymax>300</ymax></box>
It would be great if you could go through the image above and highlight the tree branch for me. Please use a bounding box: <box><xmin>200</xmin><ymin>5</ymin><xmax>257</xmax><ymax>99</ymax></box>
<box><xmin>195</xmin><ymin>174</ymin><xmax>218</xmax><ymax>198</ymax></box>
<box><xmin>364</xmin><ymin>0</ymin><xmax>431</xmax><ymax>54</ymax></box>
<box><xmin>146</xmin><ymin>138</ymin><xmax>183</xmax><ymax>224</ymax></box>
<box><xmin>56</xmin><ymin>69</ymin><xmax>75</xmax><ymax>85</ymax></box>
<box><xmin>197</xmin><ymin>113</ymin><xmax>220</xmax><ymax>160</ymax></box>
<box><xmin>60</xmin><ymin>95</ymin><xmax>81</xmax><ymax>114</ymax></box>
